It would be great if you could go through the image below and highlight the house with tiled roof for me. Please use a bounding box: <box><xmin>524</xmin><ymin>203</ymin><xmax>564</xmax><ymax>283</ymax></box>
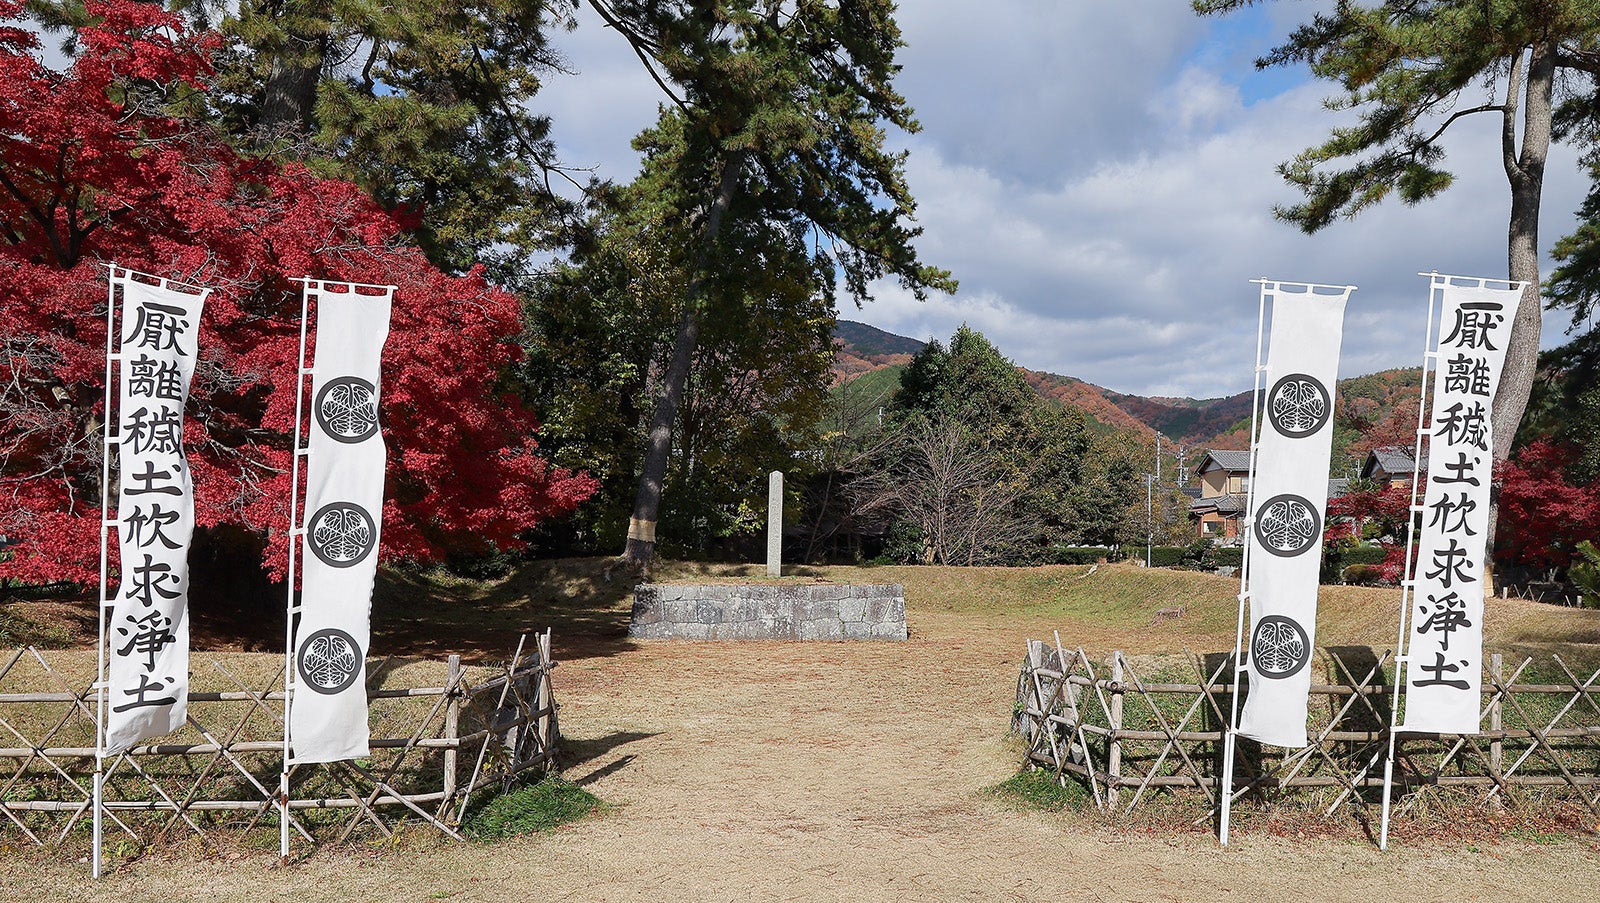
<box><xmin>1188</xmin><ymin>449</ymin><xmax>1351</xmax><ymax>542</ymax></box>
<box><xmin>1188</xmin><ymin>449</ymin><xmax>1251</xmax><ymax>541</ymax></box>
<box><xmin>1361</xmin><ymin>446</ymin><xmax>1422</xmax><ymax>490</ymax></box>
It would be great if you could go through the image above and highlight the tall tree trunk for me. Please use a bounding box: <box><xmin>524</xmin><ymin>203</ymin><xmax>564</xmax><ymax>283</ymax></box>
<box><xmin>259</xmin><ymin>6</ymin><xmax>329</xmax><ymax>134</ymax></box>
<box><xmin>1488</xmin><ymin>42</ymin><xmax>1555</xmax><ymax>558</ymax></box>
<box><xmin>622</xmin><ymin>152</ymin><xmax>746</xmax><ymax>566</ymax></box>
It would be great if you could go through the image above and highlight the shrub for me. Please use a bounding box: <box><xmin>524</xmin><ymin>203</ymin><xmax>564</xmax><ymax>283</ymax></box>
<box><xmin>1341</xmin><ymin>564</ymin><xmax>1385</xmax><ymax>586</ymax></box>
<box><xmin>1051</xmin><ymin>547</ymin><xmax>1123</xmax><ymax>565</ymax></box>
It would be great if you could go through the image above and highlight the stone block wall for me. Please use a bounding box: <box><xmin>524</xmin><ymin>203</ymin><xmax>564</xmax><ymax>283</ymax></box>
<box><xmin>628</xmin><ymin>583</ymin><xmax>907</xmax><ymax>641</ymax></box>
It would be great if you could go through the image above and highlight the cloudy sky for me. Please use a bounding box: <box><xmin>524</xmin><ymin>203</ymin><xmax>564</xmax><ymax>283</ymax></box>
<box><xmin>536</xmin><ymin>2</ymin><xmax>1589</xmax><ymax>399</ymax></box>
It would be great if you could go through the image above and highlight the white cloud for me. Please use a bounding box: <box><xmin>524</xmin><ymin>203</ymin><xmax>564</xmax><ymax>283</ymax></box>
<box><xmin>531</xmin><ymin>3</ymin><xmax>1592</xmax><ymax>399</ymax></box>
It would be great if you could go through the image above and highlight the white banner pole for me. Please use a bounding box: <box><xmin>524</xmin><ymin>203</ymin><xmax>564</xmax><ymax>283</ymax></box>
<box><xmin>1380</xmin><ymin>272</ymin><xmax>1525</xmax><ymax>848</ymax></box>
<box><xmin>280</xmin><ymin>278</ymin><xmax>313</xmax><ymax>863</ymax></box>
<box><xmin>287</xmin><ymin>279</ymin><xmax>392</xmax><ymax>766</ymax></box>
<box><xmin>1220</xmin><ymin>279</ymin><xmax>1271</xmax><ymax>846</ymax></box>
<box><xmin>1378</xmin><ymin>273</ymin><xmax>1441</xmax><ymax>849</ymax></box>
<box><xmin>92</xmin><ymin>263</ymin><xmax>121</xmax><ymax>880</ymax></box>
<box><xmin>1378</xmin><ymin>272</ymin><xmax>1445</xmax><ymax>850</ymax></box>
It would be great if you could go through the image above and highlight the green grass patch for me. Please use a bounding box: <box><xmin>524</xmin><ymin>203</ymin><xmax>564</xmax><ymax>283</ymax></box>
<box><xmin>988</xmin><ymin>768</ymin><xmax>1090</xmax><ymax>813</ymax></box>
<box><xmin>461</xmin><ymin>776</ymin><xmax>601</xmax><ymax>841</ymax></box>
<box><xmin>0</xmin><ymin>604</ymin><xmax>76</xmax><ymax>649</ymax></box>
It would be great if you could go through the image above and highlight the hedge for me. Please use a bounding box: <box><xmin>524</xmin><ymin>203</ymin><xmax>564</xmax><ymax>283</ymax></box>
<box><xmin>1050</xmin><ymin>547</ymin><xmax>1128</xmax><ymax>565</ymax></box>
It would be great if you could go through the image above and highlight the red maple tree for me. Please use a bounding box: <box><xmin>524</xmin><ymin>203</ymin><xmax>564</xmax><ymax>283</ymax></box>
<box><xmin>1495</xmin><ymin>439</ymin><xmax>1600</xmax><ymax>572</ymax></box>
<box><xmin>1</xmin><ymin>1</ymin><xmax>595</xmax><ymax>584</ymax></box>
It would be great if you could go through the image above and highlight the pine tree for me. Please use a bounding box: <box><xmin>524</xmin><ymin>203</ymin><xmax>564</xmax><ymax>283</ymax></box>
<box><xmin>586</xmin><ymin>0</ymin><xmax>956</xmax><ymax>566</ymax></box>
<box><xmin>1195</xmin><ymin>0</ymin><xmax>1600</xmax><ymax>541</ymax></box>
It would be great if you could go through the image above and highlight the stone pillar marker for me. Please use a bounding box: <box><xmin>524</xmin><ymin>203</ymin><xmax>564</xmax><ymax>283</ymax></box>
<box><xmin>767</xmin><ymin>470</ymin><xmax>783</xmax><ymax>577</ymax></box>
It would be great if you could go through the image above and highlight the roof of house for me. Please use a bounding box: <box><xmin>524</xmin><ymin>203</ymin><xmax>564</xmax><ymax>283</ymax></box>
<box><xmin>1192</xmin><ymin>481</ymin><xmax>1347</xmax><ymax>517</ymax></box>
<box><xmin>1189</xmin><ymin>493</ymin><xmax>1248</xmax><ymax>515</ymax></box>
<box><xmin>1199</xmin><ymin>449</ymin><xmax>1252</xmax><ymax>473</ymax></box>
<box><xmin>1362</xmin><ymin>446</ymin><xmax>1420</xmax><ymax>478</ymax></box>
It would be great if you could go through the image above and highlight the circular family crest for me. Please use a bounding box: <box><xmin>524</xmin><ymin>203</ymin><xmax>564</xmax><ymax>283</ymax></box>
<box><xmin>1267</xmin><ymin>373</ymin><xmax>1330</xmax><ymax>439</ymax></box>
<box><xmin>315</xmin><ymin>376</ymin><xmax>379</xmax><ymax>444</ymax></box>
<box><xmin>307</xmin><ymin>502</ymin><xmax>376</xmax><ymax>568</ymax></box>
<box><xmin>1251</xmin><ymin>615</ymin><xmax>1310</xmax><ymax>679</ymax></box>
<box><xmin>297</xmin><ymin>628</ymin><xmax>363</xmax><ymax>695</ymax></box>
<box><xmin>1253</xmin><ymin>493</ymin><xmax>1321</xmax><ymax>558</ymax></box>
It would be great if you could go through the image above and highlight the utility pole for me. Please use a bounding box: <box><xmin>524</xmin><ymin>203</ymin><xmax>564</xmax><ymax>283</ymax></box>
<box><xmin>1155</xmin><ymin>432</ymin><xmax>1163</xmax><ymax>544</ymax></box>
<box><xmin>1145</xmin><ymin>473</ymin><xmax>1154</xmax><ymax>568</ymax></box>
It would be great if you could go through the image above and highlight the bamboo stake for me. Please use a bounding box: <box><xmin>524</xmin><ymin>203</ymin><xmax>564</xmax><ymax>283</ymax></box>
<box><xmin>336</xmin><ymin>656</ymin><xmax>459</xmax><ymax>841</ymax></box>
<box><xmin>1054</xmin><ymin>635</ymin><xmax>1103</xmax><ymax>808</ymax></box>
<box><xmin>1489</xmin><ymin>653</ymin><xmax>1504</xmax><ymax>790</ymax></box>
<box><xmin>1108</xmin><ymin>652</ymin><xmax>1124</xmax><ymax>811</ymax></box>
<box><xmin>453</xmin><ymin>634</ymin><xmax>527</xmax><ymax>824</ymax></box>
<box><xmin>441</xmin><ymin>654</ymin><xmax>461</xmax><ymax>821</ymax></box>
<box><xmin>1122</xmin><ymin>656</ymin><xmax>1221</xmax><ymax>810</ymax></box>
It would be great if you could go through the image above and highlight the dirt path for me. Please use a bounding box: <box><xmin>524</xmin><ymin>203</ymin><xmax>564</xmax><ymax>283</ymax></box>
<box><xmin>8</xmin><ymin>608</ymin><xmax>1600</xmax><ymax>902</ymax></box>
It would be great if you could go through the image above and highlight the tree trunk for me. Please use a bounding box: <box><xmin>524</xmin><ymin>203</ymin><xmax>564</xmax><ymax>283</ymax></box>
<box><xmin>259</xmin><ymin>8</ymin><xmax>329</xmax><ymax>134</ymax></box>
<box><xmin>1488</xmin><ymin>42</ymin><xmax>1556</xmax><ymax>554</ymax></box>
<box><xmin>621</xmin><ymin>152</ymin><xmax>746</xmax><ymax>566</ymax></box>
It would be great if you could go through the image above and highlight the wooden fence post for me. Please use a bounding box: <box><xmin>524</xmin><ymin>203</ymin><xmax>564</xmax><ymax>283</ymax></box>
<box><xmin>1109</xmin><ymin>651</ymin><xmax>1125</xmax><ymax>811</ymax></box>
<box><xmin>443</xmin><ymin>654</ymin><xmax>461</xmax><ymax>813</ymax></box>
<box><xmin>537</xmin><ymin>630</ymin><xmax>555</xmax><ymax>764</ymax></box>
<box><xmin>1489</xmin><ymin>652</ymin><xmax>1503</xmax><ymax>793</ymax></box>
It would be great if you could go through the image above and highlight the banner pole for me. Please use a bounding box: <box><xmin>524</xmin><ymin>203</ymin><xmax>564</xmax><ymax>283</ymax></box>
<box><xmin>280</xmin><ymin>278</ymin><xmax>313</xmax><ymax>863</ymax></box>
<box><xmin>1220</xmin><ymin>279</ymin><xmax>1272</xmax><ymax>845</ymax></box>
<box><xmin>92</xmin><ymin>264</ymin><xmax>125</xmax><ymax>879</ymax></box>
<box><xmin>1378</xmin><ymin>272</ymin><xmax>1446</xmax><ymax>850</ymax></box>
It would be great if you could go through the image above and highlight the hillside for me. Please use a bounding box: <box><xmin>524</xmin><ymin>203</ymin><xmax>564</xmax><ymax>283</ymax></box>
<box><xmin>832</xmin><ymin>320</ymin><xmax>1424</xmax><ymax>458</ymax></box>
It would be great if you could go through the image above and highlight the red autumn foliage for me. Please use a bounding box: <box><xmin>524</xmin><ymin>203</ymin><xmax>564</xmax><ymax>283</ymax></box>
<box><xmin>1322</xmin><ymin>483</ymin><xmax>1414</xmax><ymax>584</ymax></box>
<box><xmin>1495</xmin><ymin>439</ymin><xmax>1600</xmax><ymax>572</ymax></box>
<box><xmin>1325</xmin><ymin>483</ymin><xmax>1414</xmax><ymax>545</ymax></box>
<box><xmin>0</xmin><ymin>0</ymin><xmax>595</xmax><ymax>584</ymax></box>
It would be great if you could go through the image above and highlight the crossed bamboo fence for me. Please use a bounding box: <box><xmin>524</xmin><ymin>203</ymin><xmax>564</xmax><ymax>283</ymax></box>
<box><xmin>1015</xmin><ymin>638</ymin><xmax>1600</xmax><ymax>823</ymax></box>
<box><xmin>0</xmin><ymin>630</ymin><xmax>558</xmax><ymax>848</ymax></box>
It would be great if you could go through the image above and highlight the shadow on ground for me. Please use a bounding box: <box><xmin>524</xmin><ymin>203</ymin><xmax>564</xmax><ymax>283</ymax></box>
<box><xmin>372</xmin><ymin>557</ymin><xmax>641</xmax><ymax>664</ymax></box>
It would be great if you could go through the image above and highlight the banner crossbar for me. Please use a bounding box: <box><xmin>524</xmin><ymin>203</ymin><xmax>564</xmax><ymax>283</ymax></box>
<box><xmin>1418</xmin><ymin>271</ymin><xmax>1530</xmax><ymax>292</ymax></box>
<box><xmin>100</xmin><ymin>263</ymin><xmax>214</xmax><ymax>298</ymax></box>
<box><xmin>1251</xmin><ymin>278</ymin><xmax>1358</xmax><ymax>293</ymax></box>
<box><xmin>292</xmin><ymin>276</ymin><xmax>398</xmax><ymax>295</ymax></box>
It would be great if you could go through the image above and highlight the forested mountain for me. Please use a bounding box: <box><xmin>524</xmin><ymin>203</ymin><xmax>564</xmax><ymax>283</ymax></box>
<box><xmin>833</xmin><ymin>321</ymin><xmax>1424</xmax><ymax>462</ymax></box>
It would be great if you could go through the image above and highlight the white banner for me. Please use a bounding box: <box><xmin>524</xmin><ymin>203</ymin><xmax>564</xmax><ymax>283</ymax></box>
<box><xmin>1400</xmin><ymin>280</ymin><xmax>1517</xmax><ymax>733</ymax></box>
<box><xmin>1237</xmin><ymin>283</ymin><xmax>1351</xmax><ymax>749</ymax></box>
<box><xmin>289</xmin><ymin>284</ymin><xmax>392</xmax><ymax>764</ymax></box>
<box><xmin>106</xmin><ymin>277</ymin><xmax>207</xmax><ymax>754</ymax></box>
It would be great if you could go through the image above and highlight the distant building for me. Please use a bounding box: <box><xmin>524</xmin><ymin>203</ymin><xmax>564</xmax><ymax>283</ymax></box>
<box><xmin>1188</xmin><ymin>450</ymin><xmax>1251</xmax><ymax>542</ymax></box>
<box><xmin>1361</xmin><ymin>446</ymin><xmax>1422</xmax><ymax>490</ymax></box>
<box><xmin>1188</xmin><ymin>448</ymin><xmax>1350</xmax><ymax>542</ymax></box>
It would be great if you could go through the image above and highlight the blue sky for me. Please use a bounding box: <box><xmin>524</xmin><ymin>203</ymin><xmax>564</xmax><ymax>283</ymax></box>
<box><xmin>535</xmin><ymin>2</ymin><xmax>1587</xmax><ymax>399</ymax></box>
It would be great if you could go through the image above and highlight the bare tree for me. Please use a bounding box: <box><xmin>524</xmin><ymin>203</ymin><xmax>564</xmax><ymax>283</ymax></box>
<box><xmin>851</xmin><ymin>415</ymin><xmax>1039</xmax><ymax>566</ymax></box>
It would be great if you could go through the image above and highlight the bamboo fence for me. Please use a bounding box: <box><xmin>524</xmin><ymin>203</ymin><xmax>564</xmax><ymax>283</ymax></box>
<box><xmin>1015</xmin><ymin>638</ymin><xmax>1600</xmax><ymax>823</ymax></box>
<box><xmin>0</xmin><ymin>630</ymin><xmax>558</xmax><ymax>848</ymax></box>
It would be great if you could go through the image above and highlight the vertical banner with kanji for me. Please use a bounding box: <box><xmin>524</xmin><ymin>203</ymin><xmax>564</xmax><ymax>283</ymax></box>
<box><xmin>288</xmin><ymin>283</ymin><xmax>392</xmax><ymax>764</ymax></box>
<box><xmin>106</xmin><ymin>276</ymin><xmax>207</xmax><ymax>753</ymax></box>
<box><xmin>1399</xmin><ymin>278</ymin><xmax>1517</xmax><ymax>733</ymax></box>
<box><xmin>1236</xmin><ymin>282</ymin><xmax>1351</xmax><ymax>749</ymax></box>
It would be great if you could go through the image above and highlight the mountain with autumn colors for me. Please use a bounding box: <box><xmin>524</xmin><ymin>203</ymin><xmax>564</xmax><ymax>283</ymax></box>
<box><xmin>832</xmin><ymin>320</ymin><xmax>1422</xmax><ymax>455</ymax></box>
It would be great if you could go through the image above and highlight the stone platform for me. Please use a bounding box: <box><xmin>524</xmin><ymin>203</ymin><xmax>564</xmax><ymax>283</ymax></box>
<box><xmin>628</xmin><ymin>583</ymin><xmax>907</xmax><ymax>641</ymax></box>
